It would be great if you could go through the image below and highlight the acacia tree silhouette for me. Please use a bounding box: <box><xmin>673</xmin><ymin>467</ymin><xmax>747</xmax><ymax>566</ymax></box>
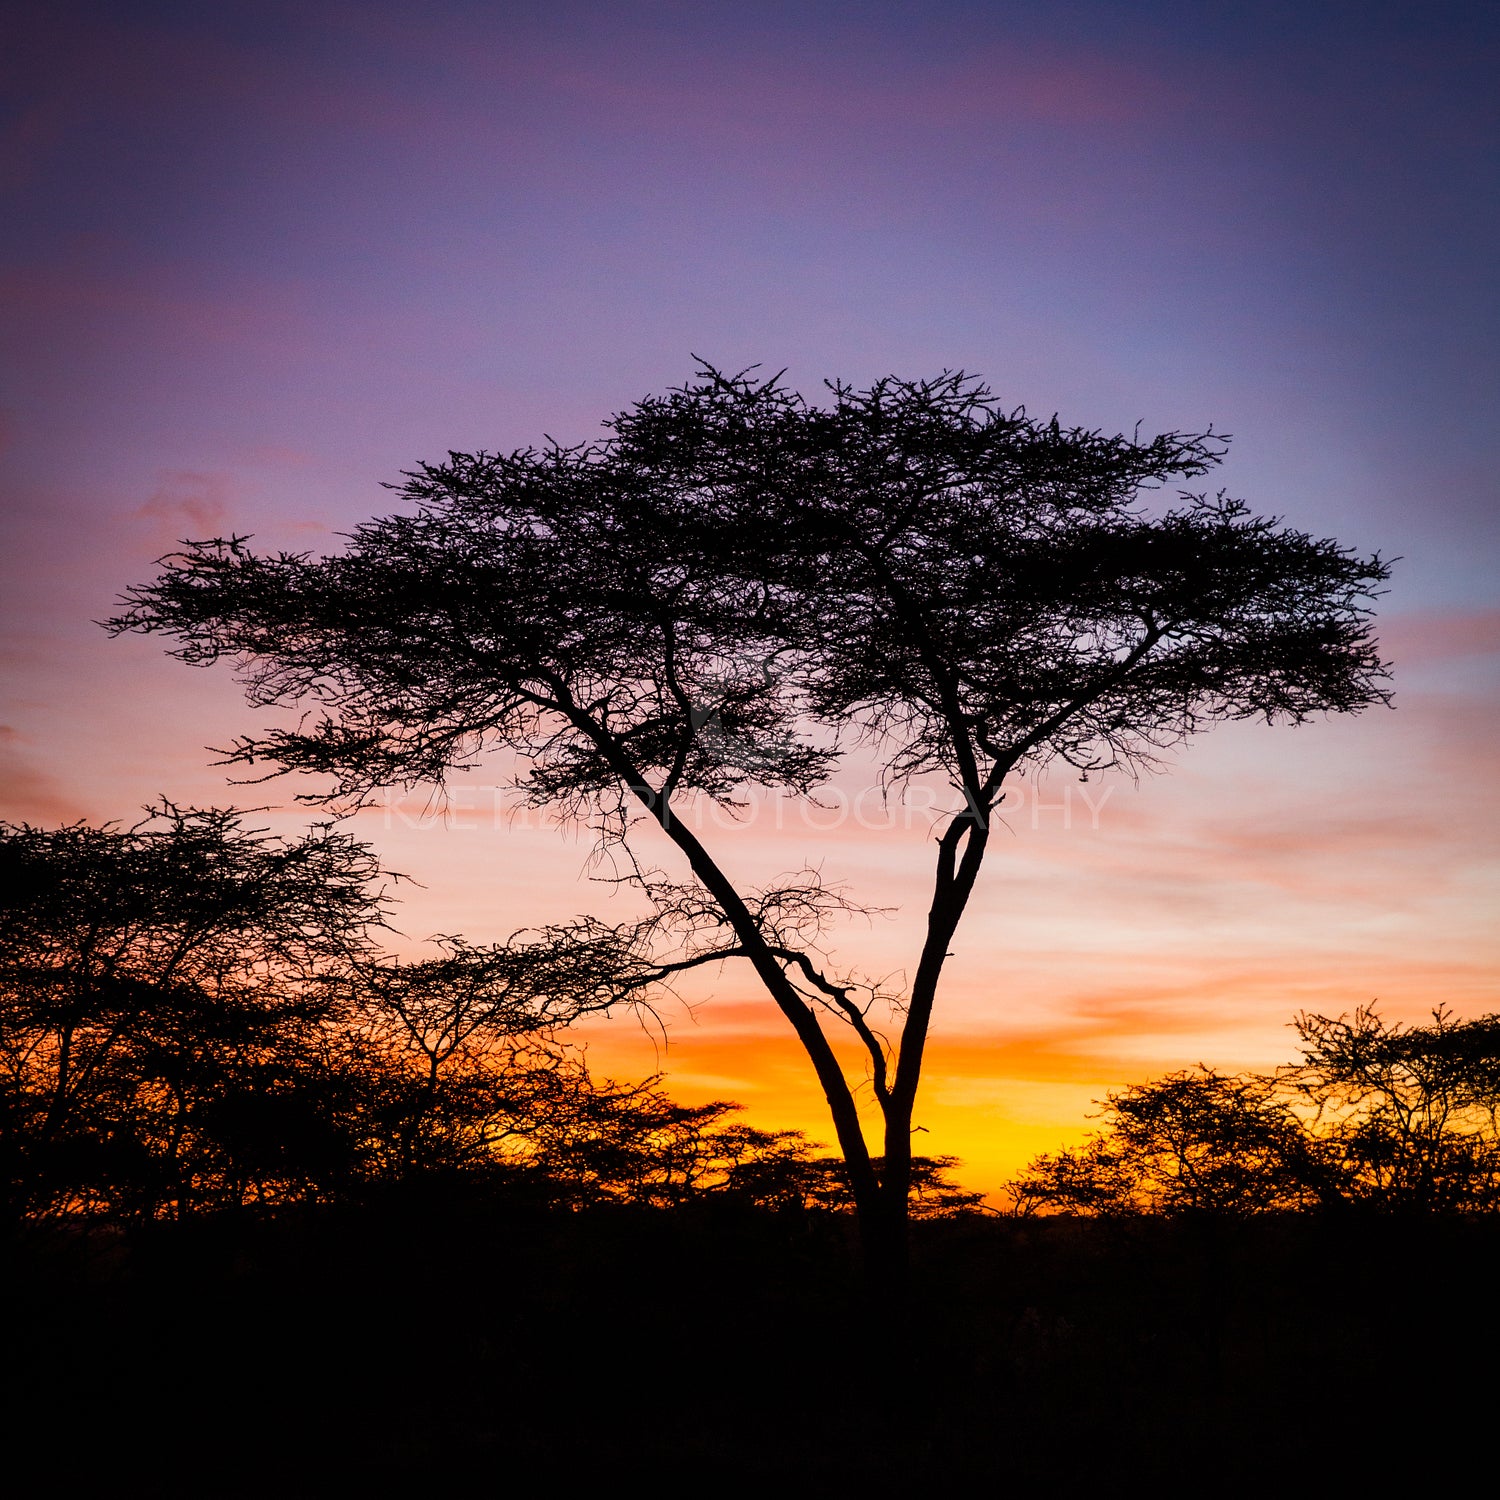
<box><xmin>1005</xmin><ymin>1067</ymin><xmax>1330</xmax><ymax>1216</ymax></box>
<box><xmin>1289</xmin><ymin>1006</ymin><xmax>1500</xmax><ymax>1210</ymax></box>
<box><xmin>346</xmin><ymin>926</ymin><xmax>656</xmax><ymax>1179</ymax></box>
<box><xmin>109</xmin><ymin>365</ymin><xmax>1392</xmax><ymax>1276</ymax></box>
<box><xmin>0</xmin><ymin>802</ymin><xmax>387</xmax><ymax>1217</ymax></box>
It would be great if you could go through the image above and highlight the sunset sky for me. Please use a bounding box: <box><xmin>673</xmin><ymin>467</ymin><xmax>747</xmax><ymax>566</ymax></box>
<box><xmin>3</xmin><ymin>0</ymin><xmax>1496</xmax><ymax>1194</ymax></box>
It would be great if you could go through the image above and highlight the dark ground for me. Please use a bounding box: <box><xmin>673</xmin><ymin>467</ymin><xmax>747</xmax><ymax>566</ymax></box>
<box><xmin>7</xmin><ymin>1200</ymin><xmax>1495</xmax><ymax>1493</ymax></box>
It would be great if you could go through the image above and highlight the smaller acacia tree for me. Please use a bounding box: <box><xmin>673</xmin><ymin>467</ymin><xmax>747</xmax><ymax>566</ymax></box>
<box><xmin>1288</xmin><ymin>1006</ymin><xmax>1500</xmax><ymax>1212</ymax></box>
<box><xmin>1006</xmin><ymin>1068</ymin><xmax>1327</xmax><ymax>1216</ymax></box>
<box><xmin>348</xmin><ymin>927</ymin><xmax>645</xmax><ymax>1179</ymax></box>
<box><xmin>109</xmin><ymin>365</ymin><xmax>1392</xmax><ymax>1272</ymax></box>
<box><xmin>0</xmin><ymin>802</ymin><xmax>387</xmax><ymax>1217</ymax></box>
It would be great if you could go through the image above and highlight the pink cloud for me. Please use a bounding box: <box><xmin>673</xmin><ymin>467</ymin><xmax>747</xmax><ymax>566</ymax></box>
<box><xmin>532</xmin><ymin>41</ymin><xmax>1172</xmax><ymax>146</ymax></box>
<box><xmin>132</xmin><ymin>470</ymin><xmax>235</xmax><ymax>532</ymax></box>
<box><xmin>0</xmin><ymin>725</ymin><xmax>89</xmax><ymax>825</ymax></box>
<box><xmin>0</xmin><ymin>265</ymin><xmax>308</xmax><ymax>352</ymax></box>
<box><xmin>949</xmin><ymin>48</ymin><xmax>1167</xmax><ymax>129</ymax></box>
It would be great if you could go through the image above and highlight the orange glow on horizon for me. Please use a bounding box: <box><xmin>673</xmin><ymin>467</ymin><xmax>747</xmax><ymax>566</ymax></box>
<box><xmin>5</xmin><ymin>618</ymin><xmax>1493</xmax><ymax>1203</ymax></box>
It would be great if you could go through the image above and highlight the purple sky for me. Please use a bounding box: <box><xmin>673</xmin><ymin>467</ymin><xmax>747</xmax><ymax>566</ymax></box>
<box><xmin>3</xmin><ymin>0</ymin><xmax>1496</xmax><ymax>1186</ymax></box>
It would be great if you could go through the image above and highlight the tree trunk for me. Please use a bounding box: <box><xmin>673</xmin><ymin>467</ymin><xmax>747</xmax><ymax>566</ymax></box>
<box><xmin>858</xmin><ymin>1190</ymin><xmax>911</xmax><ymax>1298</ymax></box>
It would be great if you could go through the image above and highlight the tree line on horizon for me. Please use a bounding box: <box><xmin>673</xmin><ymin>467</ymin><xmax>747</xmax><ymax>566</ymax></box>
<box><xmin>5</xmin><ymin>801</ymin><xmax>1499</xmax><ymax>1228</ymax></box>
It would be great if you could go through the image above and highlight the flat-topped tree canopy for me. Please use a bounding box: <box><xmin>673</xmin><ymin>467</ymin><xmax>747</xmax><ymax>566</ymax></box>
<box><xmin>109</xmin><ymin>364</ymin><xmax>1393</xmax><ymax>1269</ymax></box>
<box><xmin>110</xmin><ymin>367</ymin><xmax>1389</xmax><ymax>816</ymax></box>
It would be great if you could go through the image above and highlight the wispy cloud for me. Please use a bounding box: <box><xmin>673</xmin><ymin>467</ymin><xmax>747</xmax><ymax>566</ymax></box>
<box><xmin>132</xmin><ymin>470</ymin><xmax>234</xmax><ymax>532</ymax></box>
<box><xmin>0</xmin><ymin>725</ymin><xmax>89</xmax><ymax>824</ymax></box>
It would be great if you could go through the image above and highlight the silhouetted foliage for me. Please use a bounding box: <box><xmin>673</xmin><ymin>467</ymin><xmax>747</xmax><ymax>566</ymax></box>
<box><xmin>1</xmin><ymin>809</ymin><xmax>980</xmax><ymax>1222</ymax></box>
<box><xmin>1286</xmin><ymin>1005</ymin><xmax>1500</xmax><ymax>1211</ymax></box>
<box><xmin>108</xmin><ymin>363</ymin><xmax>1393</xmax><ymax>1268</ymax></box>
<box><xmin>1007</xmin><ymin>1007</ymin><xmax>1500</xmax><ymax>1216</ymax></box>
<box><xmin>0</xmin><ymin>803</ymin><xmax>387</xmax><ymax>1218</ymax></box>
<box><xmin>341</xmin><ymin>928</ymin><xmax>642</xmax><ymax>1182</ymax></box>
<box><xmin>1007</xmin><ymin>1067</ymin><xmax>1327</xmax><ymax>1216</ymax></box>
